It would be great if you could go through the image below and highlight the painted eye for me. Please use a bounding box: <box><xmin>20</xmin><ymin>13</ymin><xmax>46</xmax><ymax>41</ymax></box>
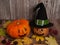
<box><xmin>24</xmin><ymin>28</ymin><xmax>27</xmax><ymax>31</ymax></box>
<box><xmin>18</xmin><ymin>30</ymin><xmax>20</xmax><ymax>33</ymax></box>
<box><xmin>41</xmin><ymin>29</ymin><xmax>43</xmax><ymax>31</ymax></box>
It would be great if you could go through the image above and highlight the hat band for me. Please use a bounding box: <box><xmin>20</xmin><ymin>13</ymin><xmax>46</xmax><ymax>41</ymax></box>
<box><xmin>35</xmin><ymin>20</ymin><xmax>49</xmax><ymax>26</ymax></box>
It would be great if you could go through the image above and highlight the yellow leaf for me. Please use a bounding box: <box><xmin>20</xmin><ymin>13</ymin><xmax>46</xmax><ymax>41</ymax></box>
<box><xmin>39</xmin><ymin>36</ymin><xmax>44</xmax><ymax>41</ymax></box>
<box><xmin>36</xmin><ymin>37</ymin><xmax>40</xmax><ymax>41</ymax></box>
<box><xmin>32</xmin><ymin>35</ymin><xmax>36</xmax><ymax>38</ymax></box>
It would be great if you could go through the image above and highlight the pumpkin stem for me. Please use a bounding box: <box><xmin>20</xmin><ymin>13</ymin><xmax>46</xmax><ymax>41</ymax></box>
<box><xmin>17</xmin><ymin>22</ymin><xmax>20</xmax><ymax>25</ymax></box>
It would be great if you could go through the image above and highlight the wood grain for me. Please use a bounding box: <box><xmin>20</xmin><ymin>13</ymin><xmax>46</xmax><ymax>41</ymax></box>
<box><xmin>0</xmin><ymin>0</ymin><xmax>60</xmax><ymax>20</ymax></box>
<box><xmin>0</xmin><ymin>0</ymin><xmax>10</xmax><ymax>20</ymax></box>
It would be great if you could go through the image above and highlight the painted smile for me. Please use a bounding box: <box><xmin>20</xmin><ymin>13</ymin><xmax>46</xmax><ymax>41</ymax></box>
<box><xmin>18</xmin><ymin>34</ymin><xmax>26</xmax><ymax>37</ymax></box>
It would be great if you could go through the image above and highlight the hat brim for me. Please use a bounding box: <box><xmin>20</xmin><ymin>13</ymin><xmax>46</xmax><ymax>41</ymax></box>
<box><xmin>30</xmin><ymin>21</ymin><xmax>53</xmax><ymax>28</ymax></box>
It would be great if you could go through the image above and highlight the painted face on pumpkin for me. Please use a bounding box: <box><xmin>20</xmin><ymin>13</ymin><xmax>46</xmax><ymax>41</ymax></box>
<box><xmin>7</xmin><ymin>19</ymin><xmax>30</xmax><ymax>38</ymax></box>
<box><xmin>33</xmin><ymin>27</ymin><xmax>49</xmax><ymax>36</ymax></box>
<box><xmin>17</xmin><ymin>24</ymin><xmax>30</xmax><ymax>37</ymax></box>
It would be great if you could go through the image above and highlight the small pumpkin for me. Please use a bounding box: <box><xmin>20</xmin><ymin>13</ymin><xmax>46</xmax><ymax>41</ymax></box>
<box><xmin>33</xmin><ymin>27</ymin><xmax>49</xmax><ymax>36</ymax></box>
<box><xmin>7</xmin><ymin>19</ymin><xmax>30</xmax><ymax>38</ymax></box>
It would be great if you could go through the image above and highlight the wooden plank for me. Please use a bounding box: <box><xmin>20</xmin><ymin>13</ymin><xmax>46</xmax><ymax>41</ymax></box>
<box><xmin>29</xmin><ymin>0</ymin><xmax>38</xmax><ymax>20</ymax></box>
<box><xmin>0</xmin><ymin>0</ymin><xmax>10</xmax><ymax>20</ymax></box>
<box><xmin>17</xmin><ymin>0</ymin><xmax>25</xmax><ymax>19</ymax></box>
<box><xmin>24</xmin><ymin>0</ymin><xmax>29</xmax><ymax>19</ymax></box>
<box><xmin>9</xmin><ymin>0</ymin><xmax>17</xmax><ymax>20</ymax></box>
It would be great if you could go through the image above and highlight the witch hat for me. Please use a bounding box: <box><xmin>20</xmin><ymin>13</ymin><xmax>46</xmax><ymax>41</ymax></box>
<box><xmin>30</xmin><ymin>3</ymin><xmax>53</xmax><ymax>28</ymax></box>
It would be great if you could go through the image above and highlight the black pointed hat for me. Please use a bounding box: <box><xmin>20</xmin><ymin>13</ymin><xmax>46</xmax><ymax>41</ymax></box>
<box><xmin>30</xmin><ymin>3</ymin><xmax>53</xmax><ymax>28</ymax></box>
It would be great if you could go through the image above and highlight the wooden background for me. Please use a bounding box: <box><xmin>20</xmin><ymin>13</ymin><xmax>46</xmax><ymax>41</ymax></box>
<box><xmin>0</xmin><ymin>0</ymin><xmax>60</xmax><ymax>44</ymax></box>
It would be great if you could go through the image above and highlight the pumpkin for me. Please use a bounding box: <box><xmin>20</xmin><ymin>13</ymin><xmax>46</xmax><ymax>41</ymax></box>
<box><xmin>7</xmin><ymin>19</ymin><xmax>30</xmax><ymax>38</ymax></box>
<box><xmin>33</xmin><ymin>27</ymin><xmax>49</xmax><ymax>36</ymax></box>
<box><xmin>19</xmin><ymin>19</ymin><xmax>29</xmax><ymax>26</ymax></box>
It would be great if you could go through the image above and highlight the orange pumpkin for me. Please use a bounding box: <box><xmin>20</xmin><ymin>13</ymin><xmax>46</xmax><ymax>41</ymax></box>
<box><xmin>19</xmin><ymin>19</ymin><xmax>29</xmax><ymax>25</ymax></box>
<box><xmin>7</xmin><ymin>19</ymin><xmax>30</xmax><ymax>38</ymax></box>
<box><xmin>34</xmin><ymin>28</ymin><xmax>49</xmax><ymax>36</ymax></box>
